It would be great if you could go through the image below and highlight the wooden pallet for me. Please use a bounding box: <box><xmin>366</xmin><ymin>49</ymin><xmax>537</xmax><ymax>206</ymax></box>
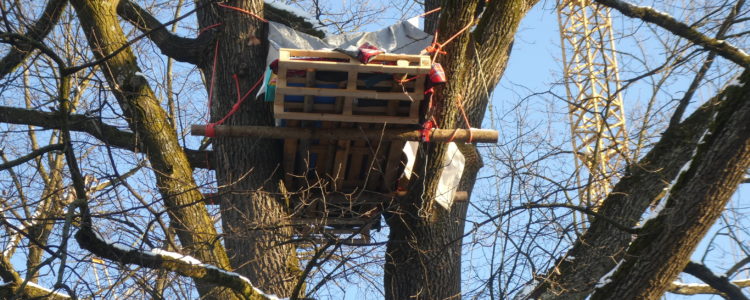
<box><xmin>274</xmin><ymin>48</ymin><xmax>431</xmax><ymax>124</ymax></box>
<box><xmin>281</xmin><ymin>120</ymin><xmax>408</xmax><ymax>243</ymax></box>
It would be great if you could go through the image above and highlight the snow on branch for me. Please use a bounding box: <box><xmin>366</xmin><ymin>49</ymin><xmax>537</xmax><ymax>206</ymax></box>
<box><xmin>596</xmin><ymin>0</ymin><xmax>750</xmax><ymax>69</ymax></box>
<box><xmin>669</xmin><ymin>278</ymin><xmax>750</xmax><ymax>296</ymax></box>
<box><xmin>75</xmin><ymin>229</ymin><xmax>285</xmax><ymax>300</ymax></box>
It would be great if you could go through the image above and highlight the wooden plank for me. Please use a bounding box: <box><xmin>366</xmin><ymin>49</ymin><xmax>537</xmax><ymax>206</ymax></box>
<box><xmin>281</xmin><ymin>60</ymin><xmax>430</xmax><ymax>75</ymax></box>
<box><xmin>275</xmin><ymin>112</ymin><xmax>417</xmax><ymax>124</ymax></box>
<box><xmin>332</xmin><ymin>123</ymin><xmax>352</xmax><ymax>189</ymax></box>
<box><xmin>282</xmin><ymin>120</ymin><xmax>300</xmax><ymax>188</ymax></box>
<box><xmin>192</xmin><ymin>125</ymin><xmax>500</xmax><ymax>143</ymax></box>
<box><xmin>303</xmin><ymin>68</ymin><xmax>315</xmax><ymax>112</ymax></box>
<box><xmin>282</xmin><ymin>48</ymin><xmax>426</xmax><ymax>63</ymax></box>
<box><xmin>278</xmin><ymin>87</ymin><xmax>420</xmax><ymax>101</ymax></box>
<box><xmin>273</xmin><ymin>50</ymin><xmax>290</xmax><ymax>117</ymax></box>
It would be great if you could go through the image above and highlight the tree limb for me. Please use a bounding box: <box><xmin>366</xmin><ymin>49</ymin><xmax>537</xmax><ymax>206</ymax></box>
<box><xmin>116</xmin><ymin>0</ymin><xmax>210</xmax><ymax>65</ymax></box>
<box><xmin>596</xmin><ymin>0</ymin><xmax>750</xmax><ymax>69</ymax></box>
<box><xmin>0</xmin><ymin>0</ymin><xmax>67</xmax><ymax>79</ymax></box>
<box><xmin>0</xmin><ymin>105</ymin><xmax>213</xmax><ymax>169</ymax></box>
<box><xmin>527</xmin><ymin>74</ymin><xmax>731</xmax><ymax>300</ymax></box>
<box><xmin>590</xmin><ymin>71</ymin><xmax>750</xmax><ymax>299</ymax></box>
<box><xmin>0</xmin><ymin>250</ymin><xmax>70</xmax><ymax>299</ymax></box>
<box><xmin>679</xmin><ymin>261</ymin><xmax>749</xmax><ymax>299</ymax></box>
<box><xmin>0</xmin><ymin>143</ymin><xmax>63</xmax><ymax>171</ymax></box>
<box><xmin>669</xmin><ymin>278</ymin><xmax>750</xmax><ymax>296</ymax></box>
<box><xmin>74</xmin><ymin>228</ymin><xmax>278</xmax><ymax>300</ymax></box>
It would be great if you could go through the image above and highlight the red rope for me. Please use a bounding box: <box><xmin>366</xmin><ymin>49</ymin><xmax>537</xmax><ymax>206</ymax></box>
<box><xmin>217</xmin><ymin>3</ymin><xmax>268</xmax><ymax>22</ymax></box>
<box><xmin>214</xmin><ymin>75</ymin><xmax>265</xmax><ymax>126</ymax></box>
<box><xmin>452</xmin><ymin>95</ymin><xmax>474</xmax><ymax>143</ymax></box>
<box><xmin>199</xmin><ymin>23</ymin><xmax>223</xmax><ymax>35</ymax></box>
<box><xmin>427</xmin><ymin>22</ymin><xmax>474</xmax><ymax>63</ymax></box>
<box><xmin>419</xmin><ymin>7</ymin><xmax>442</xmax><ymax>18</ymax></box>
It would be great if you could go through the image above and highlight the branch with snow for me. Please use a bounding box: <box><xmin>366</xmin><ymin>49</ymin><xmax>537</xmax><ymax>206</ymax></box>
<box><xmin>595</xmin><ymin>0</ymin><xmax>750</xmax><ymax>69</ymax></box>
<box><xmin>667</xmin><ymin>262</ymin><xmax>749</xmax><ymax>299</ymax></box>
<box><xmin>75</xmin><ymin>229</ymin><xmax>285</xmax><ymax>300</ymax></box>
<box><xmin>0</xmin><ymin>249</ymin><xmax>70</xmax><ymax>299</ymax></box>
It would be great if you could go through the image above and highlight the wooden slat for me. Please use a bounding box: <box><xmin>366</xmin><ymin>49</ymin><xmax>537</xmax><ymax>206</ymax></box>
<box><xmin>282</xmin><ymin>120</ymin><xmax>300</xmax><ymax>188</ymax></box>
<box><xmin>283</xmin><ymin>60</ymin><xmax>429</xmax><ymax>74</ymax></box>
<box><xmin>277</xmin><ymin>86</ymin><xmax>420</xmax><ymax>101</ymax></box>
<box><xmin>275</xmin><ymin>112</ymin><xmax>417</xmax><ymax>124</ymax></box>
<box><xmin>282</xmin><ymin>48</ymin><xmax>427</xmax><ymax>65</ymax></box>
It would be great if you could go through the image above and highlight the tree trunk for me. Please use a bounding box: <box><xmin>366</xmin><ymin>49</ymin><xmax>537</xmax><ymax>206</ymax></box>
<box><xmin>68</xmin><ymin>1</ymin><xmax>239</xmax><ymax>298</ymax></box>
<box><xmin>384</xmin><ymin>1</ymin><xmax>537</xmax><ymax>298</ymax></box>
<box><xmin>195</xmin><ymin>0</ymin><xmax>301</xmax><ymax>296</ymax></box>
<box><xmin>590</xmin><ymin>72</ymin><xmax>750</xmax><ymax>300</ymax></box>
<box><xmin>527</xmin><ymin>85</ymin><xmax>726</xmax><ymax>300</ymax></box>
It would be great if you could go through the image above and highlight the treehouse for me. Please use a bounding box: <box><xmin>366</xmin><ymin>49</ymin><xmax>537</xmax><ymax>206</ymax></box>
<box><xmin>192</xmin><ymin>21</ymin><xmax>498</xmax><ymax>244</ymax></box>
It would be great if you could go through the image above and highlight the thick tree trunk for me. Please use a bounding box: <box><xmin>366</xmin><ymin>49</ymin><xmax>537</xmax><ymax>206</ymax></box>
<box><xmin>195</xmin><ymin>0</ymin><xmax>301</xmax><ymax>296</ymax></box>
<box><xmin>384</xmin><ymin>1</ymin><xmax>537</xmax><ymax>298</ymax></box>
<box><xmin>527</xmin><ymin>86</ymin><xmax>726</xmax><ymax>300</ymax></box>
<box><xmin>590</xmin><ymin>72</ymin><xmax>750</xmax><ymax>300</ymax></box>
<box><xmin>68</xmin><ymin>1</ymin><xmax>239</xmax><ymax>298</ymax></box>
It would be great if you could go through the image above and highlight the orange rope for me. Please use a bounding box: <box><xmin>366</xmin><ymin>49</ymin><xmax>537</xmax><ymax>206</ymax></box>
<box><xmin>418</xmin><ymin>7</ymin><xmax>442</xmax><ymax>18</ymax></box>
<box><xmin>216</xmin><ymin>3</ymin><xmax>268</xmax><ymax>22</ymax></box>
<box><xmin>198</xmin><ymin>23</ymin><xmax>223</xmax><ymax>35</ymax></box>
<box><xmin>427</xmin><ymin>22</ymin><xmax>474</xmax><ymax>63</ymax></box>
<box><xmin>457</xmin><ymin>95</ymin><xmax>474</xmax><ymax>143</ymax></box>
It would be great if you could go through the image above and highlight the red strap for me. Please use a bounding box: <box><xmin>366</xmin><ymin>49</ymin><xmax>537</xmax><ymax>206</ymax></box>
<box><xmin>205</xmin><ymin>123</ymin><xmax>217</xmax><ymax>138</ymax></box>
<box><xmin>421</xmin><ymin>120</ymin><xmax>435</xmax><ymax>142</ymax></box>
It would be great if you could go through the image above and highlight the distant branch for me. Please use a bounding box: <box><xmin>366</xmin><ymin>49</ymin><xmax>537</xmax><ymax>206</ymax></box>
<box><xmin>596</xmin><ymin>0</ymin><xmax>750</xmax><ymax>69</ymax></box>
<box><xmin>0</xmin><ymin>0</ymin><xmax>67</xmax><ymax>79</ymax></box>
<box><xmin>0</xmin><ymin>106</ymin><xmax>213</xmax><ymax>169</ymax></box>
<box><xmin>0</xmin><ymin>143</ymin><xmax>64</xmax><ymax>171</ymax></box>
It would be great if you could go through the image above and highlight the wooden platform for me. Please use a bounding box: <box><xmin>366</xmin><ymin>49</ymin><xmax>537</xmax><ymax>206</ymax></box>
<box><xmin>273</xmin><ymin>48</ymin><xmax>431</xmax><ymax>124</ymax></box>
<box><xmin>280</xmin><ymin>120</ymin><xmax>407</xmax><ymax>244</ymax></box>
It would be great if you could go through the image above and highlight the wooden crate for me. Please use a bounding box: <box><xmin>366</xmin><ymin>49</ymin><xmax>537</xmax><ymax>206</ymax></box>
<box><xmin>274</xmin><ymin>48</ymin><xmax>431</xmax><ymax>124</ymax></box>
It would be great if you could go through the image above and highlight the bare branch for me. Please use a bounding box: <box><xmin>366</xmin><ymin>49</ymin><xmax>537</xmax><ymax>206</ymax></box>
<box><xmin>0</xmin><ymin>105</ymin><xmax>214</xmax><ymax>169</ymax></box>
<box><xmin>677</xmin><ymin>262</ymin><xmax>749</xmax><ymax>299</ymax></box>
<box><xmin>0</xmin><ymin>0</ymin><xmax>67</xmax><ymax>79</ymax></box>
<box><xmin>596</xmin><ymin>0</ymin><xmax>750</xmax><ymax>69</ymax></box>
<box><xmin>0</xmin><ymin>143</ymin><xmax>63</xmax><ymax>171</ymax></box>
<box><xmin>116</xmin><ymin>0</ymin><xmax>210</xmax><ymax>65</ymax></box>
<box><xmin>74</xmin><ymin>229</ymin><xmax>280</xmax><ymax>300</ymax></box>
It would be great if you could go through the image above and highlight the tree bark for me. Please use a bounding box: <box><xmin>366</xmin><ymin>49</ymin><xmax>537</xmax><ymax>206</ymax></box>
<box><xmin>590</xmin><ymin>72</ymin><xmax>750</xmax><ymax>300</ymax></box>
<box><xmin>527</xmin><ymin>85</ymin><xmax>725</xmax><ymax>299</ymax></box>
<box><xmin>195</xmin><ymin>0</ymin><xmax>301</xmax><ymax>296</ymax></box>
<box><xmin>384</xmin><ymin>1</ymin><xmax>537</xmax><ymax>298</ymax></box>
<box><xmin>67</xmin><ymin>1</ymin><xmax>239</xmax><ymax>298</ymax></box>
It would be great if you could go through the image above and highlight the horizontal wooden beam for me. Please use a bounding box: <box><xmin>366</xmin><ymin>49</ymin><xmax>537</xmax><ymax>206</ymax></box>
<box><xmin>191</xmin><ymin>125</ymin><xmax>498</xmax><ymax>144</ymax></box>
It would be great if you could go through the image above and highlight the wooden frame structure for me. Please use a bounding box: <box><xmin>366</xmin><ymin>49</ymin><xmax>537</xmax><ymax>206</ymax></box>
<box><xmin>273</xmin><ymin>48</ymin><xmax>431</xmax><ymax>124</ymax></box>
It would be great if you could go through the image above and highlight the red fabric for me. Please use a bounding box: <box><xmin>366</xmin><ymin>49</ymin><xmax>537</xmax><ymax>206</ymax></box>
<box><xmin>357</xmin><ymin>43</ymin><xmax>384</xmax><ymax>63</ymax></box>
<box><xmin>421</xmin><ymin>120</ymin><xmax>436</xmax><ymax>142</ymax></box>
<box><xmin>205</xmin><ymin>123</ymin><xmax>217</xmax><ymax>138</ymax></box>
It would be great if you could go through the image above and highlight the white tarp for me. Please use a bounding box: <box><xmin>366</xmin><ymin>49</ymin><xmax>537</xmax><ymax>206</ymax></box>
<box><xmin>266</xmin><ymin>20</ymin><xmax>433</xmax><ymax>67</ymax></box>
<box><xmin>435</xmin><ymin>142</ymin><xmax>465</xmax><ymax>210</ymax></box>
